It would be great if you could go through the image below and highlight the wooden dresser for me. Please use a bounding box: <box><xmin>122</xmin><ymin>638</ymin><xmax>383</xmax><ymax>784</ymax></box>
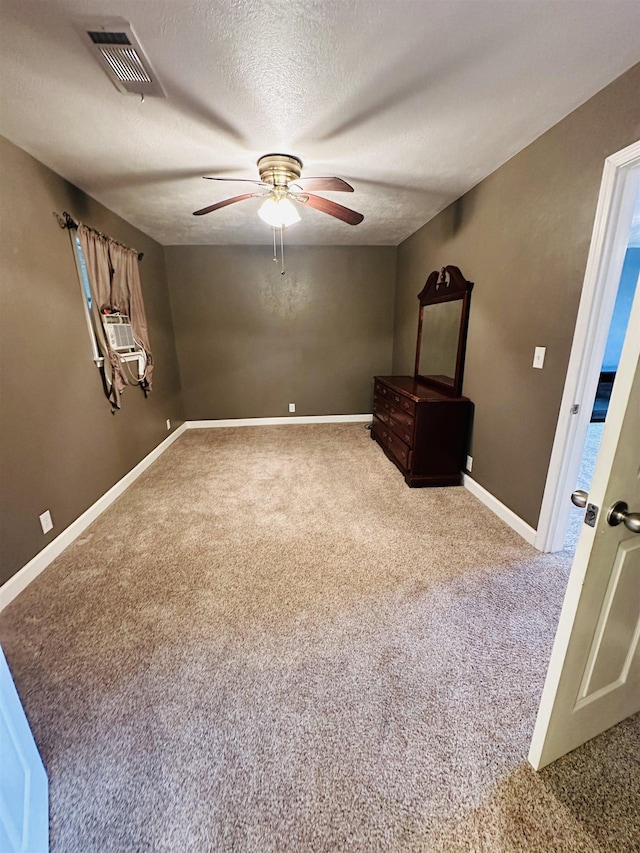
<box><xmin>372</xmin><ymin>375</ymin><xmax>471</xmax><ymax>487</ymax></box>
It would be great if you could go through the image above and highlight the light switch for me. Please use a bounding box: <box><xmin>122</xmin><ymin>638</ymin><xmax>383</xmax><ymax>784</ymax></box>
<box><xmin>533</xmin><ymin>346</ymin><xmax>546</xmax><ymax>369</ymax></box>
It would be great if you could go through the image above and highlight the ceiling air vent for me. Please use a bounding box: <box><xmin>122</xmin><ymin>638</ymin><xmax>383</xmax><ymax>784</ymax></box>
<box><xmin>79</xmin><ymin>18</ymin><xmax>165</xmax><ymax>97</ymax></box>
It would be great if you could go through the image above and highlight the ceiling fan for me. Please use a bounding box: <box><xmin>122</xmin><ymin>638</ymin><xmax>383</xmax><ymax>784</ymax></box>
<box><xmin>192</xmin><ymin>153</ymin><xmax>364</xmax><ymax>226</ymax></box>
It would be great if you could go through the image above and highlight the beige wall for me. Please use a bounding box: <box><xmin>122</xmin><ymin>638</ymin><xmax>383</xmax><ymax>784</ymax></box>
<box><xmin>164</xmin><ymin>245</ymin><xmax>396</xmax><ymax>420</ymax></box>
<box><xmin>393</xmin><ymin>64</ymin><xmax>640</xmax><ymax>528</ymax></box>
<box><xmin>0</xmin><ymin>137</ymin><xmax>185</xmax><ymax>584</ymax></box>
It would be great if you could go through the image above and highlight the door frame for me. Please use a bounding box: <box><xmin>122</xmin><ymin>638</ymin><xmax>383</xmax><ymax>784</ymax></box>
<box><xmin>535</xmin><ymin>140</ymin><xmax>640</xmax><ymax>554</ymax></box>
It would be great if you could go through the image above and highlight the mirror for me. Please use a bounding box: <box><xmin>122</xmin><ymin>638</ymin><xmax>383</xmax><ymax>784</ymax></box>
<box><xmin>418</xmin><ymin>300</ymin><xmax>463</xmax><ymax>383</ymax></box>
<box><xmin>414</xmin><ymin>266</ymin><xmax>473</xmax><ymax>396</ymax></box>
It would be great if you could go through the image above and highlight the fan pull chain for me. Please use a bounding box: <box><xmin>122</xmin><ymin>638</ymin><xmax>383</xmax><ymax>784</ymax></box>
<box><xmin>270</xmin><ymin>225</ymin><xmax>286</xmax><ymax>275</ymax></box>
<box><xmin>280</xmin><ymin>225</ymin><xmax>285</xmax><ymax>275</ymax></box>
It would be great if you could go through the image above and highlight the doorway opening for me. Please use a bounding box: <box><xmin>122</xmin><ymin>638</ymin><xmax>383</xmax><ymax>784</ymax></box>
<box><xmin>564</xmin><ymin>223</ymin><xmax>640</xmax><ymax>552</ymax></box>
<box><xmin>529</xmin><ymin>140</ymin><xmax>640</xmax><ymax>770</ymax></box>
<box><xmin>535</xmin><ymin>143</ymin><xmax>640</xmax><ymax>554</ymax></box>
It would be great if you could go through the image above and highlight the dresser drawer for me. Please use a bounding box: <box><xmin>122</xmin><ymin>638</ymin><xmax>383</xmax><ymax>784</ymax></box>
<box><xmin>371</xmin><ymin>414</ymin><xmax>388</xmax><ymax>442</ymax></box>
<box><xmin>388</xmin><ymin>415</ymin><xmax>413</xmax><ymax>448</ymax></box>
<box><xmin>390</xmin><ymin>391</ymin><xmax>415</xmax><ymax>416</ymax></box>
<box><xmin>373</xmin><ymin>389</ymin><xmax>389</xmax><ymax>409</ymax></box>
<box><xmin>374</xmin><ymin>381</ymin><xmax>390</xmax><ymax>399</ymax></box>
<box><xmin>386</xmin><ymin>430</ymin><xmax>411</xmax><ymax>470</ymax></box>
<box><xmin>388</xmin><ymin>404</ymin><xmax>414</xmax><ymax>431</ymax></box>
<box><xmin>372</xmin><ymin>399</ymin><xmax>389</xmax><ymax>424</ymax></box>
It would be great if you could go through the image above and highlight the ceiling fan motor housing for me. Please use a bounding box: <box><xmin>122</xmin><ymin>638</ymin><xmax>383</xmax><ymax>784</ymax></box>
<box><xmin>257</xmin><ymin>153</ymin><xmax>302</xmax><ymax>187</ymax></box>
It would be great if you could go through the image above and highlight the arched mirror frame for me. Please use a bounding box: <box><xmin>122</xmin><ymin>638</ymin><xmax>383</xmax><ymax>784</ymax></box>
<box><xmin>414</xmin><ymin>265</ymin><xmax>474</xmax><ymax>397</ymax></box>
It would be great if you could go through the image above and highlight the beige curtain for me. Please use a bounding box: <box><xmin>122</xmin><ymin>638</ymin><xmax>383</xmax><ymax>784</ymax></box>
<box><xmin>109</xmin><ymin>241</ymin><xmax>154</xmax><ymax>391</ymax></box>
<box><xmin>77</xmin><ymin>225</ymin><xmax>153</xmax><ymax>409</ymax></box>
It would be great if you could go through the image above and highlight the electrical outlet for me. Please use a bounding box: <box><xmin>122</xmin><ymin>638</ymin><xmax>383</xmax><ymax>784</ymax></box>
<box><xmin>288</xmin><ymin>403</ymin><xmax>296</xmax><ymax>413</ymax></box>
<box><xmin>39</xmin><ymin>510</ymin><xmax>53</xmax><ymax>534</ymax></box>
<box><xmin>533</xmin><ymin>346</ymin><xmax>546</xmax><ymax>369</ymax></box>
<box><xmin>466</xmin><ymin>455</ymin><xmax>473</xmax><ymax>472</ymax></box>
<box><xmin>166</xmin><ymin>419</ymin><xmax>171</xmax><ymax>430</ymax></box>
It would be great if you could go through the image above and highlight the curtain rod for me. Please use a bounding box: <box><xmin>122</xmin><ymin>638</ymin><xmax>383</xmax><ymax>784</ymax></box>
<box><xmin>53</xmin><ymin>211</ymin><xmax>144</xmax><ymax>261</ymax></box>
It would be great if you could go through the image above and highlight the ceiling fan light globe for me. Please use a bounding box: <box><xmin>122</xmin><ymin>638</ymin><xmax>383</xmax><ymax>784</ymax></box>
<box><xmin>258</xmin><ymin>197</ymin><xmax>301</xmax><ymax>228</ymax></box>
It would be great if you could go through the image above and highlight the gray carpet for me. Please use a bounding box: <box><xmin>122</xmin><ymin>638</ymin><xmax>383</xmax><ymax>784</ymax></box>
<box><xmin>1</xmin><ymin>424</ymin><xmax>638</xmax><ymax>852</ymax></box>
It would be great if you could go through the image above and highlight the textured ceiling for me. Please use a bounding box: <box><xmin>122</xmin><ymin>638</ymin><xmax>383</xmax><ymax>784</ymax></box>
<box><xmin>1</xmin><ymin>0</ymin><xmax>639</xmax><ymax>246</ymax></box>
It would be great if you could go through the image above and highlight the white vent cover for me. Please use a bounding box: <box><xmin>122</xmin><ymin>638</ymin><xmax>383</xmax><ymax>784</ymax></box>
<box><xmin>78</xmin><ymin>17</ymin><xmax>165</xmax><ymax>97</ymax></box>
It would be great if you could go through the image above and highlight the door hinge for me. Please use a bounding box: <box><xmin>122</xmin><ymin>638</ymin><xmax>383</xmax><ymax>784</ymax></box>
<box><xmin>570</xmin><ymin>404</ymin><xmax>579</xmax><ymax>415</ymax></box>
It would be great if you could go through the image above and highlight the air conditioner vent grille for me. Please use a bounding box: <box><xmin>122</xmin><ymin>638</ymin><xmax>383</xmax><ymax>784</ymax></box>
<box><xmin>100</xmin><ymin>47</ymin><xmax>152</xmax><ymax>83</ymax></box>
<box><xmin>88</xmin><ymin>31</ymin><xmax>131</xmax><ymax>45</ymax></box>
<box><xmin>79</xmin><ymin>17</ymin><xmax>165</xmax><ymax>97</ymax></box>
<box><xmin>102</xmin><ymin>315</ymin><xmax>138</xmax><ymax>352</ymax></box>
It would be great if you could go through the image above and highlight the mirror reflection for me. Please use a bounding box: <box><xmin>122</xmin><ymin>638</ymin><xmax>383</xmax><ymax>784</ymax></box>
<box><xmin>417</xmin><ymin>300</ymin><xmax>462</xmax><ymax>385</ymax></box>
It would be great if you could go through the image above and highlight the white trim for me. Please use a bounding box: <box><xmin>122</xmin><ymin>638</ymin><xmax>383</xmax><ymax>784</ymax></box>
<box><xmin>69</xmin><ymin>229</ymin><xmax>102</xmax><ymax>364</ymax></box>
<box><xmin>0</xmin><ymin>423</ymin><xmax>188</xmax><ymax>612</ymax></box>
<box><xmin>186</xmin><ymin>414</ymin><xmax>372</xmax><ymax>428</ymax></box>
<box><xmin>535</xmin><ymin>140</ymin><xmax>640</xmax><ymax>553</ymax></box>
<box><xmin>463</xmin><ymin>475</ymin><xmax>537</xmax><ymax>545</ymax></box>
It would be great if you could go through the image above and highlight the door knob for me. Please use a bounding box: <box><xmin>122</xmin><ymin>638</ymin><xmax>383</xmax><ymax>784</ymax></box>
<box><xmin>607</xmin><ymin>502</ymin><xmax>640</xmax><ymax>534</ymax></box>
<box><xmin>571</xmin><ymin>490</ymin><xmax>588</xmax><ymax>508</ymax></box>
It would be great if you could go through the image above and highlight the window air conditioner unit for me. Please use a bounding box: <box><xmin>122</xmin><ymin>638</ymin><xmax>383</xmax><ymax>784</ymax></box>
<box><xmin>102</xmin><ymin>314</ymin><xmax>138</xmax><ymax>352</ymax></box>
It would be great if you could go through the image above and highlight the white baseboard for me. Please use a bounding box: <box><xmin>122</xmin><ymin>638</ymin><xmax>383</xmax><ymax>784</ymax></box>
<box><xmin>187</xmin><ymin>414</ymin><xmax>372</xmax><ymax>428</ymax></box>
<box><xmin>463</xmin><ymin>474</ymin><xmax>537</xmax><ymax>546</ymax></box>
<box><xmin>0</xmin><ymin>423</ymin><xmax>188</xmax><ymax>612</ymax></box>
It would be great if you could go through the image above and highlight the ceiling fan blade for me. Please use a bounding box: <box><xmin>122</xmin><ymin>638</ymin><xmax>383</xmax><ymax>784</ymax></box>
<box><xmin>193</xmin><ymin>193</ymin><xmax>257</xmax><ymax>216</ymax></box>
<box><xmin>289</xmin><ymin>177</ymin><xmax>354</xmax><ymax>192</ymax></box>
<box><xmin>203</xmin><ymin>176</ymin><xmax>268</xmax><ymax>187</ymax></box>
<box><xmin>293</xmin><ymin>193</ymin><xmax>364</xmax><ymax>225</ymax></box>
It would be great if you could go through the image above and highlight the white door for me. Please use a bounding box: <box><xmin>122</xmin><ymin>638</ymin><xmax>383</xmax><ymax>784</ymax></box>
<box><xmin>0</xmin><ymin>646</ymin><xmax>48</xmax><ymax>852</ymax></box>
<box><xmin>529</xmin><ymin>272</ymin><xmax>640</xmax><ymax>770</ymax></box>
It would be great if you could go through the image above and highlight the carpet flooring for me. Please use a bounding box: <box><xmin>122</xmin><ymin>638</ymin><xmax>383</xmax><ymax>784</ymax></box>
<box><xmin>1</xmin><ymin>424</ymin><xmax>638</xmax><ymax>852</ymax></box>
